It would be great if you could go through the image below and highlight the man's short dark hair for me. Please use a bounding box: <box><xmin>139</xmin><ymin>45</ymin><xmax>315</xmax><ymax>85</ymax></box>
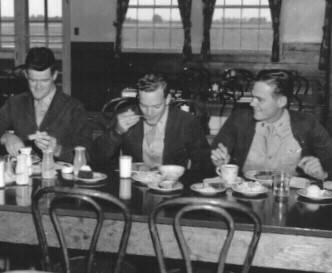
<box><xmin>136</xmin><ymin>74</ymin><xmax>169</xmax><ymax>97</ymax></box>
<box><xmin>25</xmin><ymin>47</ymin><xmax>56</xmax><ymax>73</ymax></box>
<box><xmin>255</xmin><ymin>71</ymin><xmax>294</xmax><ymax>101</ymax></box>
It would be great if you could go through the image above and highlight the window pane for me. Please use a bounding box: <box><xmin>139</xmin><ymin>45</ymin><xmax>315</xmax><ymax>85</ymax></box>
<box><xmin>225</xmin><ymin>0</ymin><xmax>241</xmax><ymax>5</ymax></box>
<box><xmin>1</xmin><ymin>22</ymin><xmax>13</xmax><ymax>35</ymax></box>
<box><xmin>154</xmin><ymin>29</ymin><xmax>170</xmax><ymax>48</ymax></box>
<box><xmin>241</xmin><ymin>29</ymin><xmax>259</xmax><ymax>50</ymax></box>
<box><xmin>125</xmin><ymin>8</ymin><xmax>138</xmax><ymax>25</ymax></box>
<box><xmin>1</xmin><ymin>35</ymin><xmax>14</xmax><ymax>48</ymax></box>
<box><xmin>216</xmin><ymin>0</ymin><xmax>225</xmax><ymax>5</ymax></box>
<box><xmin>30</xmin><ymin>22</ymin><xmax>45</xmax><ymax>36</ymax></box>
<box><xmin>245</xmin><ymin>0</ymin><xmax>261</xmax><ymax>5</ymax></box>
<box><xmin>223</xmin><ymin>29</ymin><xmax>240</xmax><ymax>50</ymax></box>
<box><xmin>138</xmin><ymin>8</ymin><xmax>153</xmax><ymax>24</ymax></box>
<box><xmin>170</xmin><ymin>28</ymin><xmax>183</xmax><ymax>49</ymax></box>
<box><xmin>123</xmin><ymin>27</ymin><xmax>137</xmax><ymax>48</ymax></box>
<box><xmin>260</xmin><ymin>8</ymin><xmax>271</xmax><ymax>23</ymax></box>
<box><xmin>224</xmin><ymin>8</ymin><xmax>241</xmax><ymax>26</ymax></box>
<box><xmin>156</xmin><ymin>0</ymin><xmax>172</xmax><ymax>5</ymax></box>
<box><xmin>49</xmin><ymin>22</ymin><xmax>62</xmax><ymax>36</ymax></box>
<box><xmin>138</xmin><ymin>0</ymin><xmax>153</xmax><ymax>6</ymax></box>
<box><xmin>242</xmin><ymin>8</ymin><xmax>259</xmax><ymax>23</ymax></box>
<box><xmin>138</xmin><ymin>28</ymin><xmax>153</xmax><ymax>48</ymax></box>
<box><xmin>124</xmin><ymin>1</ymin><xmax>182</xmax><ymax>51</ymax></box>
<box><xmin>47</xmin><ymin>0</ymin><xmax>62</xmax><ymax>18</ymax></box>
<box><xmin>29</xmin><ymin>0</ymin><xmax>45</xmax><ymax>17</ymax></box>
<box><xmin>1</xmin><ymin>0</ymin><xmax>14</xmax><ymax>17</ymax></box>
<box><xmin>154</xmin><ymin>8</ymin><xmax>170</xmax><ymax>24</ymax></box>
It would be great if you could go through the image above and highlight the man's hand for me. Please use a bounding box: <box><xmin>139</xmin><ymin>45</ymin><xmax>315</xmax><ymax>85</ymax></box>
<box><xmin>116</xmin><ymin>109</ymin><xmax>141</xmax><ymax>135</ymax></box>
<box><xmin>32</xmin><ymin>131</ymin><xmax>61</xmax><ymax>156</ymax></box>
<box><xmin>211</xmin><ymin>143</ymin><xmax>231</xmax><ymax>167</ymax></box>
<box><xmin>0</xmin><ymin>132</ymin><xmax>24</xmax><ymax>156</ymax></box>
<box><xmin>298</xmin><ymin>156</ymin><xmax>328</xmax><ymax>180</ymax></box>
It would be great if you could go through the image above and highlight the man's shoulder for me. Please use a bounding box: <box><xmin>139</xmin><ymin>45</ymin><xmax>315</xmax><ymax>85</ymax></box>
<box><xmin>289</xmin><ymin>110</ymin><xmax>317</xmax><ymax>125</ymax></box>
<box><xmin>169</xmin><ymin>106</ymin><xmax>194</xmax><ymax>119</ymax></box>
<box><xmin>55</xmin><ymin>91</ymin><xmax>85</xmax><ymax>108</ymax></box>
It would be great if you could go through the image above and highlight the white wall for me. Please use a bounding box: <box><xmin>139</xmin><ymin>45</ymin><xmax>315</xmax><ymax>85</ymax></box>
<box><xmin>281</xmin><ymin>0</ymin><xmax>325</xmax><ymax>43</ymax></box>
<box><xmin>70</xmin><ymin>0</ymin><xmax>326</xmax><ymax>44</ymax></box>
<box><xmin>70</xmin><ymin>0</ymin><xmax>116</xmax><ymax>42</ymax></box>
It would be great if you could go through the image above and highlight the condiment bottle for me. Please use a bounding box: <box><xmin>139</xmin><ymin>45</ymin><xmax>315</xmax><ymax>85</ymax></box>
<box><xmin>20</xmin><ymin>147</ymin><xmax>32</xmax><ymax>176</ymax></box>
<box><xmin>41</xmin><ymin>149</ymin><xmax>56</xmax><ymax>179</ymax></box>
<box><xmin>73</xmin><ymin>146</ymin><xmax>87</xmax><ymax>176</ymax></box>
<box><xmin>16</xmin><ymin>154</ymin><xmax>29</xmax><ymax>185</ymax></box>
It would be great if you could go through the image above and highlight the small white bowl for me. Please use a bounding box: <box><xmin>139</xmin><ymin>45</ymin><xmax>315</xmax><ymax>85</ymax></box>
<box><xmin>158</xmin><ymin>165</ymin><xmax>185</xmax><ymax>181</ymax></box>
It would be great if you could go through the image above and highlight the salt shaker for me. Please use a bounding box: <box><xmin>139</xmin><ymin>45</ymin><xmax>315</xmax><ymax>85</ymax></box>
<box><xmin>20</xmin><ymin>147</ymin><xmax>32</xmax><ymax>176</ymax></box>
<box><xmin>42</xmin><ymin>149</ymin><xmax>56</xmax><ymax>179</ymax></box>
<box><xmin>73</xmin><ymin>146</ymin><xmax>87</xmax><ymax>176</ymax></box>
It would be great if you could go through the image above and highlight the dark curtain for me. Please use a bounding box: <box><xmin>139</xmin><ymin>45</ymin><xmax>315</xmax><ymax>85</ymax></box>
<box><xmin>177</xmin><ymin>0</ymin><xmax>193</xmax><ymax>60</ymax></box>
<box><xmin>200</xmin><ymin>0</ymin><xmax>216</xmax><ymax>60</ymax></box>
<box><xmin>319</xmin><ymin>0</ymin><xmax>332</xmax><ymax>70</ymax></box>
<box><xmin>268</xmin><ymin>0</ymin><xmax>282</xmax><ymax>62</ymax></box>
<box><xmin>114</xmin><ymin>0</ymin><xmax>130</xmax><ymax>57</ymax></box>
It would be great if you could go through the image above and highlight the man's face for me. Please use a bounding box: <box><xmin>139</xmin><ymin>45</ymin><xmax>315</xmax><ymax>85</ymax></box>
<box><xmin>250</xmin><ymin>81</ymin><xmax>286</xmax><ymax>123</ymax></box>
<box><xmin>26</xmin><ymin>68</ymin><xmax>57</xmax><ymax>101</ymax></box>
<box><xmin>139</xmin><ymin>87</ymin><xmax>170</xmax><ymax>126</ymax></box>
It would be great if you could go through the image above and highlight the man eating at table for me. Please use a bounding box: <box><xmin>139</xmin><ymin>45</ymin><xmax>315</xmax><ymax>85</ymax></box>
<box><xmin>0</xmin><ymin>47</ymin><xmax>92</xmax><ymax>162</ymax></box>
<box><xmin>211</xmin><ymin>72</ymin><xmax>332</xmax><ymax>181</ymax></box>
<box><xmin>93</xmin><ymin>73</ymin><xmax>214</xmax><ymax>179</ymax></box>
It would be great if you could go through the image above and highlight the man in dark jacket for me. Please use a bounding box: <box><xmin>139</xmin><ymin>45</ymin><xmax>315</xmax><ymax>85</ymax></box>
<box><xmin>0</xmin><ymin>47</ymin><xmax>92</xmax><ymax>162</ymax></box>
<box><xmin>211</xmin><ymin>72</ymin><xmax>332</xmax><ymax>180</ymax></box>
<box><xmin>93</xmin><ymin>74</ymin><xmax>214</xmax><ymax>179</ymax></box>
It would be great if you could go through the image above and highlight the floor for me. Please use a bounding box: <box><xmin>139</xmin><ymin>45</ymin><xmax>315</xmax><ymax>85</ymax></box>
<box><xmin>0</xmin><ymin>243</ymin><xmax>320</xmax><ymax>273</ymax></box>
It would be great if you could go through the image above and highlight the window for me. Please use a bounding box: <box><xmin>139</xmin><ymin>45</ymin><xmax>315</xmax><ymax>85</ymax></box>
<box><xmin>211</xmin><ymin>0</ymin><xmax>272</xmax><ymax>52</ymax></box>
<box><xmin>0</xmin><ymin>0</ymin><xmax>14</xmax><ymax>49</ymax></box>
<box><xmin>123</xmin><ymin>0</ymin><xmax>183</xmax><ymax>52</ymax></box>
<box><xmin>28</xmin><ymin>0</ymin><xmax>62</xmax><ymax>49</ymax></box>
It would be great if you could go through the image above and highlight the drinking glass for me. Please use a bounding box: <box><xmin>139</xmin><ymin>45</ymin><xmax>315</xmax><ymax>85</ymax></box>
<box><xmin>272</xmin><ymin>171</ymin><xmax>291</xmax><ymax>198</ymax></box>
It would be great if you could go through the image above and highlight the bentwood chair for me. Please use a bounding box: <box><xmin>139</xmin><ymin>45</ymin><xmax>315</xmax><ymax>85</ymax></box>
<box><xmin>31</xmin><ymin>186</ymin><xmax>132</xmax><ymax>273</ymax></box>
<box><xmin>149</xmin><ymin>197</ymin><xmax>261</xmax><ymax>273</ymax></box>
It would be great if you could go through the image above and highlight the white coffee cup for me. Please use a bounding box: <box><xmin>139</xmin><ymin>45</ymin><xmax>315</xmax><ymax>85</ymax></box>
<box><xmin>216</xmin><ymin>164</ymin><xmax>239</xmax><ymax>184</ymax></box>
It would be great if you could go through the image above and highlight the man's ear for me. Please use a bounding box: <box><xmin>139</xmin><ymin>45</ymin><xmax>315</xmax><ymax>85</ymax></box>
<box><xmin>52</xmin><ymin>70</ymin><xmax>58</xmax><ymax>81</ymax></box>
<box><xmin>278</xmin><ymin>95</ymin><xmax>287</xmax><ymax>108</ymax></box>
<box><xmin>165</xmin><ymin>94</ymin><xmax>171</xmax><ymax>105</ymax></box>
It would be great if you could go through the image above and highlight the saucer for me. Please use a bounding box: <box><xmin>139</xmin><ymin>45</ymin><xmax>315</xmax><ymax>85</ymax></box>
<box><xmin>232</xmin><ymin>181</ymin><xmax>269</xmax><ymax>197</ymax></box>
<box><xmin>148</xmin><ymin>181</ymin><xmax>183</xmax><ymax>193</ymax></box>
<box><xmin>297</xmin><ymin>188</ymin><xmax>332</xmax><ymax>201</ymax></box>
<box><xmin>190</xmin><ymin>183</ymin><xmax>226</xmax><ymax>196</ymax></box>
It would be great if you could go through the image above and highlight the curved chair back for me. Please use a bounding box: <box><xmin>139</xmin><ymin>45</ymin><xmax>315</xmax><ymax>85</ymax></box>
<box><xmin>31</xmin><ymin>186</ymin><xmax>132</xmax><ymax>273</ymax></box>
<box><xmin>149</xmin><ymin>197</ymin><xmax>261</xmax><ymax>273</ymax></box>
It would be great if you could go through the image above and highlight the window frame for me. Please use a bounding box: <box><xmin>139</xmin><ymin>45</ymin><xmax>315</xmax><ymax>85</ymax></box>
<box><xmin>210</xmin><ymin>0</ymin><xmax>273</xmax><ymax>54</ymax></box>
<box><xmin>123</xmin><ymin>0</ymin><xmax>183</xmax><ymax>53</ymax></box>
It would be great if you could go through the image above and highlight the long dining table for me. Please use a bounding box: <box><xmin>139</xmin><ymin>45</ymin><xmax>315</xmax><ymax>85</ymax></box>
<box><xmin>0</xmin><ymin>171</ymin><xmax>331</xmax><ymax>273</ymax></box>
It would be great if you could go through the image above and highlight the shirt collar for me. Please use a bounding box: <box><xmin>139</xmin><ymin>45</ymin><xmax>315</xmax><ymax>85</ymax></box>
<box><xmin>256</xmin><ymin>109</ymin><xmax>291</xmax><ymax>137</ymax></box>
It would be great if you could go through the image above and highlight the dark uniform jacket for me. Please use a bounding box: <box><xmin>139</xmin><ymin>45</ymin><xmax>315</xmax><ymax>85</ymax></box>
<box><xmin>212</xmin><ymin>108</ymin><xmax>332</xmax><ymax>178</ymax></box>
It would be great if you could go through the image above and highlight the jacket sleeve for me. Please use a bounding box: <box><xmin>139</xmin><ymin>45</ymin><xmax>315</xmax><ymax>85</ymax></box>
<box><xmin>186</xmin><ymin>116</ymin><xmax>214</xmax><ymax>178</ymax></box>
<box><xmin>91</xmin><ymin>116</ymin><xmax>123</xmax><ymax>170</ymax></box>
<box><xmin>57</xmin><ymin>103</ymin><xmax>93</xmax><ymax>162</ymax></box>
<box><xmin>0</xmin><ymin>99</ymin><xmax>14</xmax><ymax>137</ymax></box>
<box><xmin>211</xmin><ymin>111</ymin><xmax>238</xmax><ymax>153</ymax></box>
<box><xmin>308</xmin><ymin>118</ymin><xmax>332</xmax><ymax>179</ymax></box>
